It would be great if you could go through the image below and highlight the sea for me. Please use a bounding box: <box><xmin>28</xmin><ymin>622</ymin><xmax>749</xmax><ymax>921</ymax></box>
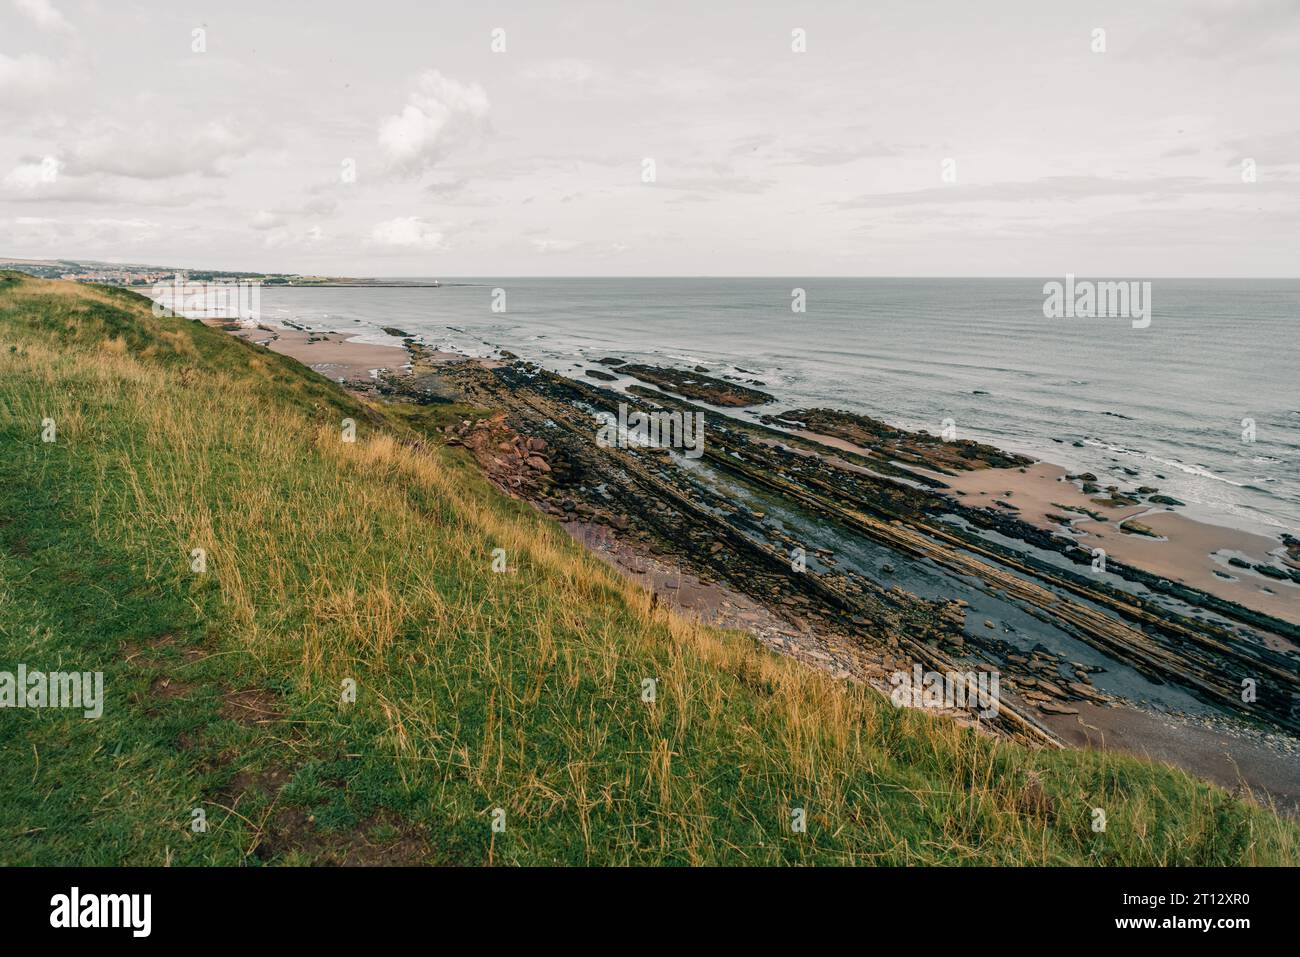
<box><xmin>255</xmin><ymin>278</ymin><xmax>1300</xmax><ymax>536</ymax></box>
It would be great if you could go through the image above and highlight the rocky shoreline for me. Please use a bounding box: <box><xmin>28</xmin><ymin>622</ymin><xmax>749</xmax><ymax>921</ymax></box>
<box><xmin>217</xmin><ymin>321</ymin><xmax>1300</xmax><ymax>811</ymax></box>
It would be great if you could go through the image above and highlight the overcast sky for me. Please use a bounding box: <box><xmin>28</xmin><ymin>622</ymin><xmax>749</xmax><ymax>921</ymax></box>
<box><xmin>2</xmin><ymin>0</ymin><xmax>1298</xmax><ymax>276</ymax></box>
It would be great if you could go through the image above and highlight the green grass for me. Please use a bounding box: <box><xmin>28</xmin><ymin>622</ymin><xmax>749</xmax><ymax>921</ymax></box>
<box><xmin>0</xmin><ymin>272</ymin><xmax>1296</xmax><ymax>865</ymax></box>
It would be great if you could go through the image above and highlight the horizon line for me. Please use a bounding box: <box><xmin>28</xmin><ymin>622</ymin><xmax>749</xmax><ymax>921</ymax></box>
<box><xmin>7</xmin><ymin>260</ymin><xmax>1300</xmax><ymax>282</ymax></box>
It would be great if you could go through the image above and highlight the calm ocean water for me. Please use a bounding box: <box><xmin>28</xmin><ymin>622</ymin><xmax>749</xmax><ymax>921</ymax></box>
<box><xmin>259</xmin><ymin>278</ymin><xmax>1300</xmax><ymax>535</ymax></box>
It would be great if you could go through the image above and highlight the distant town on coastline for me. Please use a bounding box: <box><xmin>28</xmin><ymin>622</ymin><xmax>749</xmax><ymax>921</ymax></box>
<box><xmin>0</xmin><ymin>257</ymin><xmax>437</xmax><ymax>287</ymax></box>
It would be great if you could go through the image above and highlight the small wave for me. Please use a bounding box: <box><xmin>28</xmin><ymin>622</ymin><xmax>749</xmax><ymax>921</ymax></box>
<box><xmin>342</xmin><ymin>331</ymin><xmax>407</xmax><ymax>347</ymax></box>
<box><xmin>1081</xmin><ymin>439</ymin><xmax>1147</xmax><ymax>456</ymax></box>
<box><xmin>1147</xmin><ymin>455</ymin><xmax>1248</xmax><ymax>487</ymax></box>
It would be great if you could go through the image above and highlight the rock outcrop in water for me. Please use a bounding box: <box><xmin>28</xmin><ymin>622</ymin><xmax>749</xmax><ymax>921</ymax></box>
<box><xmin>617</xmin><ymin>363</ymin><xmax>776</xmax><ymax>407</ymax></box>
<box><xmin>762</xmin><ymin>408</ymin><xmax>1034</xmax><ymax>473</ymax></box>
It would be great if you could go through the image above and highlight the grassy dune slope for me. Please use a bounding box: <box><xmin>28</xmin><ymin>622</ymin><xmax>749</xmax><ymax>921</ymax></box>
<box><xmin>0</xmin><ymin>272</ymin><xmax>1295</xmax><ymax>865</ymax></box>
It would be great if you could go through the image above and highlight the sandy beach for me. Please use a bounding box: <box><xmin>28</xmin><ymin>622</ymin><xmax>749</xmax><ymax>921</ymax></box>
<box><xmin>212</xmin><ymin>322</ymin><xmax>410</xmax><ymax>384</ymax></box>
<box><xmin>936</xmin><ymin>462</ymin><xmax>1300</xmax><ymax>627</ymax></box>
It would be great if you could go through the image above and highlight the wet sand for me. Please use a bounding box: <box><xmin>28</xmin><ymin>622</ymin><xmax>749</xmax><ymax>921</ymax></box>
<box><xmin>212</xmin><ymin>322</ymin><xmax>410</xmax><ymax>384</ymax></box>
<box><xmin>937</xmin><ymin>462</ymin><xmax>1300</xmax><ymax>627</ymax></box>
<box><xmin>1041</xmin><ymin>701</ymin><xmax>1300</xmax><ymax>816</ymax></box>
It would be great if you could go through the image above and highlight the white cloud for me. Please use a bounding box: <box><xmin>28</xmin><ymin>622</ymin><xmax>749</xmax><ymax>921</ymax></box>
<box><xmin>297</xmin><ymin>196</ymin><xmax>338</xmax><ymax>217</ymax></box>
<box><xmin>13</xmin><ymin>0</ymin><xmax>72</xmax><ymax>33</ymax></box>
<box><xmin>378</xmin><ymin>71</ymin><xmax>489</xmax><ymax>175</ymax></box>
<box><xmin>367</xmin><ymin>216</ymin><xmax>447</xmax><ymax>250</ymax></box>
<box><xmin>62</xmin><ymin>119</ymin><xmax>255</xmax><ymax>180</ymax></box>
<box><xmin>258</xmin><ymin>223</ymin><xmax>328</xmax><ymax>249</ymax></box>
<box><xmin>0</xmin><ymin>51</ymin><xmax>57</xmax><ymax>95</ymax></box>
<box><xmin>4</xmin><ymin>215</ymin><xmax>160</xmax><ymax>253</ymax></box>
<box><xmin>1</xmin><ymin>171</ymin><xmax>218</xmax><ymax>206</ymax></box>
<box><xmin>251</xmin><ymin>210</ymin><xmax>286</xmax><ymax>231</ymax></box>
<box><xmin>2</xmin><ymin>155</ymin><xmax>61</xmax><ymax>193</ymax></box>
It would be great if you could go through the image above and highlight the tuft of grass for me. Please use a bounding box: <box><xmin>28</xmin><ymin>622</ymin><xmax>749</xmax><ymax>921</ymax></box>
<box><xmin>1</xmin><ymin>272</ymin><xmax>1296</xmax><ymax>865</ymax></box>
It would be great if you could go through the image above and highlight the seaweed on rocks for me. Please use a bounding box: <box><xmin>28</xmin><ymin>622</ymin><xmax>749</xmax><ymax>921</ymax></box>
<box><xmin>762</xmin><ymin>408</ymin><xmax>1034</xmax><ymax>473</ymax></box>
<box><xmin>618</xmin><ymin>364</ymin><xmax>776</xmax><ymax>407</ymax></box>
